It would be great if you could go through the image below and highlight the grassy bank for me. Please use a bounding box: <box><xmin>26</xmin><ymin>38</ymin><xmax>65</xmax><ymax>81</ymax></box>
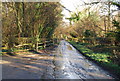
<box><xmin>69</xmin><ymin>41</ymin><xmax>120</xmax><ymax>78</ymax></box>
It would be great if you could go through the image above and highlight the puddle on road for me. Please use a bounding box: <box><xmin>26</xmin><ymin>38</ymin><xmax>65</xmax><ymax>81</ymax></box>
<box><xmin>67</xmin><ymin>45</ymin><xmax>73</xmax><ymax>50</ymax></box>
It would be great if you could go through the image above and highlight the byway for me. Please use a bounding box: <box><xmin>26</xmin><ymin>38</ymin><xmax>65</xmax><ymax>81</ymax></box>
<box><xmin>2</xmin><ymin>40</ymin><xmax>115</xmax><ymax>80</ymax></box>
<box><xmin>53</xmin><ymin>40</ymin><xmax>114</xmax><ymax>79</ymax></box>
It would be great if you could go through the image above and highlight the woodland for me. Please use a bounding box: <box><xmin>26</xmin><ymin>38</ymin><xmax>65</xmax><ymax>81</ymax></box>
<box><xmin>1</xmin><ymin>0</ymin><xmax>120</xmax><ymax>78</ymax></box>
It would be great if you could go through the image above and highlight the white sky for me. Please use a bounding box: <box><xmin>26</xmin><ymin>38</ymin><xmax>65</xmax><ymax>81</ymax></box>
<box><xmin>60</xmin><ymin>0</ymin><xmax>98</xmax><ymax>22</ymax></box>
<box><xmin>60</xmin><ymin>0</ymin><xmax>119</xmax><ymax>23</ymax></box>
<box><xmin>60</xmin><ymin>0</ymin><xmax>86</xmax><ymax>22</ymax></box>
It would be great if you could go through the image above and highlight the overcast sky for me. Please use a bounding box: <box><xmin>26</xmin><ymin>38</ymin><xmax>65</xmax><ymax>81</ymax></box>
<box><xmin>60</xmin><ymin>0</ymin><xmax>86</xmax><ymax>22</ymax></box>
<box><xmin>60</xmin><ymin>0</ymin><xmax>100</xmax><ymax>22</ymax></box>
<box><xmin>60</xmin><ymin>0</ymin><xmax>119</xmax><ymax>23</ymax></box>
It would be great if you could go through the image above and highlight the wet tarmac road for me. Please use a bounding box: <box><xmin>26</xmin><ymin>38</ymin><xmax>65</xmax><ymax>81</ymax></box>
<box><xmin>2</xmin><ymin>40</ymin><xmax>115</xmax><ymax>80</ymax></box>
<box><xmin>53</xmin><ymin>40</ymin><xmax>114</xmax><ymax>79</ymax></box>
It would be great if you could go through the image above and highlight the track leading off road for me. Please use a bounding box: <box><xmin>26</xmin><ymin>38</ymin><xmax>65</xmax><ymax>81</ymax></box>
<box><xmin>2</xmin><ymin>40</ymin><xmax>115</xmax><ymax>80</ymax></box>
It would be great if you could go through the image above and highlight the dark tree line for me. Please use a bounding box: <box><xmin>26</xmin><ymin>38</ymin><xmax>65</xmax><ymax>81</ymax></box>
<box><xmin>2</xmin><ymin>2</ymin><xmax>62</xmax><ymax>53</ymax></box>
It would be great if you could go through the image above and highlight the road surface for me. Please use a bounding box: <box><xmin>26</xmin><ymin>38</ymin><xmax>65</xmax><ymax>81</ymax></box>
<box><xmin>1</xmin><ymin>40</ymin><xmax>115</xmax><ymax>80</ymax></box>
